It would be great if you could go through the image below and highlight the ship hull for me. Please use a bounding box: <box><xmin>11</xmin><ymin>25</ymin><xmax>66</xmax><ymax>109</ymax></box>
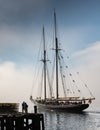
<box><xmin>35</xmin><ymin>102</ymin><xmax>89</xmax><ymax>112</ymax></box>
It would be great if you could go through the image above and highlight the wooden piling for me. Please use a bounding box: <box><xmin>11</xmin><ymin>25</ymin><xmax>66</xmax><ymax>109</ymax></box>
<box><xmin>34</xmin><ymin>105</ymin><xmax>37</xmax><ymax>114</ymax></box>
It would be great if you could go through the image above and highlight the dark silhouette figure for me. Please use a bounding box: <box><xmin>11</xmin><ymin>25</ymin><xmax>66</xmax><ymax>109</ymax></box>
<box><xmin>22</xmin><ymin>102</ymin><xmax>28</xmax><ymax>113</ymax></box>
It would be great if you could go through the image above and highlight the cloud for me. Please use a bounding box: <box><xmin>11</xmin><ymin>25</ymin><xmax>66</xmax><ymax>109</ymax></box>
<box><xmin>0</xmin><ymin>41</ymin><xmax>99</xmax><ymax>109</ymax></box>
<box><xmin>71</xmin><ymin>41</ymin><xmax>100</xmax><ymax>106</ymax></box>
<box><xmin>0</xmin><ymin>25</ymin><xmax>41</xmax><ymax>63</ymax></box>
<box><xmin>74</xmin><ymin>41</ymin><xmax>100</xmax><ymax>56</ymax></box>
<box><xmin>0</xmin><ymin>61</ymin><xmax>33</xmax><ymax>103</ymax></box>
<box><xmin>0</xmin><ymin>0</ymin><xmax>49</xmax><ymax>26</ymax></box>
<box><xmin>72</xmin><ymin>41</ymin><xmax>100</xmax><ymax>67</ymax></box>
<box><xmin>0</xmin><ymin>0</ymin><xmax>53</xmax><ymax>63</ymax></box>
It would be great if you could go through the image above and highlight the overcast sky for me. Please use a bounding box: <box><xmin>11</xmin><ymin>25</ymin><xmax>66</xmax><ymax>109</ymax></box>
<box><xmin>0</xmin><ymin>0</ymin><xmax>100</xmax><ymax>109</ymax></box>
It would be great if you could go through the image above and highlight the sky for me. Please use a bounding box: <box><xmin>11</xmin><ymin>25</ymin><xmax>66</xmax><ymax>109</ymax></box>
<box><xmin>0</xmin><ymin>0</ymin><xmax>100</xmax><ymax>109</ymax></box>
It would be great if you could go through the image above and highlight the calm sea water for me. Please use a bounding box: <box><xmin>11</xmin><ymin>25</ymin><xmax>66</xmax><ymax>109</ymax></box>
<box><xmin>23</xmin><ymin>103</ymin><xmax>100</xmax><ymax>130</ymax></box>
<box><xmin>38</xmin><ymin>108</ymin><xmax>100</xmax><ymax>130</ymax></box>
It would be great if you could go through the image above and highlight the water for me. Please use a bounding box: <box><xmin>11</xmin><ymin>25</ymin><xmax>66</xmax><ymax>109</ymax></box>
<box><xmin>26</xmin><ymin>103</ymin><xmax>100</xmax><ymax>130</ymax></box>
<box><xmin>38</xmin><ymin>109</ymin><xmax>100</xmax><ymax>130</ymax></box>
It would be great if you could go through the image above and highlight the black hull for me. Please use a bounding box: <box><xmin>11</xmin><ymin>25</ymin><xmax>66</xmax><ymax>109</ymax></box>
<box><xmin>35</xmin><ymin>102</ymin><xmax>89</xmax><ymax>112</ymax></box>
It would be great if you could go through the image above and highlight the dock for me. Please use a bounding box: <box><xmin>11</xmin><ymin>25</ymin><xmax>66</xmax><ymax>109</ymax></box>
<box><xmin>0</xmin><ymin>106</ymin><xmax>44</xmax><ymax>130</ymax></box>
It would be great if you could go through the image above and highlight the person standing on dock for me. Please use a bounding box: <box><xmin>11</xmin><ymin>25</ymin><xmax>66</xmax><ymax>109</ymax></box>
<box><xmin>22</xmin><ymin>102</ymin><xmax>28</xmax><ymax>113</ymax></box>
<box><xmin>25</xmin><ymin>102</ymin><xmax>28</xmax><ymax>113</ymax></box>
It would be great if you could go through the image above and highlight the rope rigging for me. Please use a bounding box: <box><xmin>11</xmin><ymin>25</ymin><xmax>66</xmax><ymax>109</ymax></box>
<box><xmin>39</xmin><ymin>66</ymin><xmax>44</xmax><ymax>98</ymax></box>
<box><xmin>50</xmin><ymin>56</ymin><xmax>55</xmax><ymax>97</ymax></box>
<box><xmin>76</xmin><ymin>72</ymin><xmax>95</xmax><ymax>98</ymax></box>
<box><xmin>58</xmin><ymin>53</ymin><xmax>67</xmax><ymax>97</ymax></box>
<box><xmin>46</xmin><ymin>65</ymin><xmax>53</xmax><ymax>98</ymax></box>
<box><xmin>30</xmin><ymin>17</ymin><xmax>94</xmax><ymax>102</ymax></box>
<box><xmin>59</xmin><ymin>50</ymin><xmax>82</xmax><ymax>97</ymax></box>
<box><xmin>30</xmin><ymin>31</ymin><xmax>46</xmax><ymax>97</ymax></box>
<box><xmin>59</xmin><ymin>51</ymin><xmax>75</xmax><ymax>95</ymax></box>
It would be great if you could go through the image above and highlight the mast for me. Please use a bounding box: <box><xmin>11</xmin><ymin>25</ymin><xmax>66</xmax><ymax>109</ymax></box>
<box><xmin>54</xmin><ymin>11</ymin><xmax>59</xmax><ymax>100</ymax></box>
<box><xmin>43</xmin><ymin>26</ymin><xmax>46</xmax><ymax>100</ymax></box>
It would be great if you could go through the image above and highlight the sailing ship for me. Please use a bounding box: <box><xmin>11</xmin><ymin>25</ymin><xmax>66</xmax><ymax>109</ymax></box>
<box><xmin>30</xmin><ymin>11</ymin><xmax>95</xmax><ymax>112</ymax></box>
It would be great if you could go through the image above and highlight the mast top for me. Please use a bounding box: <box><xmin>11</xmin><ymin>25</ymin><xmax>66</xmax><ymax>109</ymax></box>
<box><xmin>43</xmin><ymin>26</ymin><xmax>46</xmax><ymax>51</ymax></box>
<box><xmin>54</xmin><ymin>10</ymin><xmax>57</xmax><ymax>40</ymax></box>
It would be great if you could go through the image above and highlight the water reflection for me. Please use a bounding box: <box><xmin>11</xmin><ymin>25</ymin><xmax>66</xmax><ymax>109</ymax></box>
<box><xmin>38</xmin><ymin>109</ymin><xmax>100</xmax><ymax>130</ymax></box>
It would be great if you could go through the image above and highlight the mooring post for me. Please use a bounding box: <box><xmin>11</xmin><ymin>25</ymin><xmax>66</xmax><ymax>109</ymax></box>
<box><xmin>34</xmin><ymin>105</ymin><xmax>37</xmax><ymax>114</ymax></box>
<box><xmin>41</xmin><ymin>115</ymin><xmax>45</xmax><ymax>130</ymax></box>
<box><xmin>1</xmin><ymin>118</ymin><xmax>4</xmax><ymax>130</ymax></box>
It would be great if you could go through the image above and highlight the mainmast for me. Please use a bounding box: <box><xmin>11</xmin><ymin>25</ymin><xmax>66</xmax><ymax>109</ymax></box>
<box><xmin>43</xmin><ymin>26</ymin><xmax>47</xmax><ymax>100</ymax></box>
<box><xmin>54</xmin><ymin>11</ymin><xmax>59</xmax><ymax>100</ymax></box>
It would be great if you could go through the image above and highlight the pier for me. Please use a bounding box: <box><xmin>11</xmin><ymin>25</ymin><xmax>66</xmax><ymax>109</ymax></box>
<box><xmin>0</xmin><ymin>106</ymin><xmax>44</xmax><ymax>130</ymax></box>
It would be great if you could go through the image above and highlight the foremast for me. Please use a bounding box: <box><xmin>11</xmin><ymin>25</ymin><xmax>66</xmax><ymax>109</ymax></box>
<box><xmin>54</xmin><ymin>11</ymin><xmax>59</xmax><ymax>100</ymax></box>
<box><xmin>43</xmin><ymin>26</ymin><xmax>47</xmax><ymax>101</ymax></box>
